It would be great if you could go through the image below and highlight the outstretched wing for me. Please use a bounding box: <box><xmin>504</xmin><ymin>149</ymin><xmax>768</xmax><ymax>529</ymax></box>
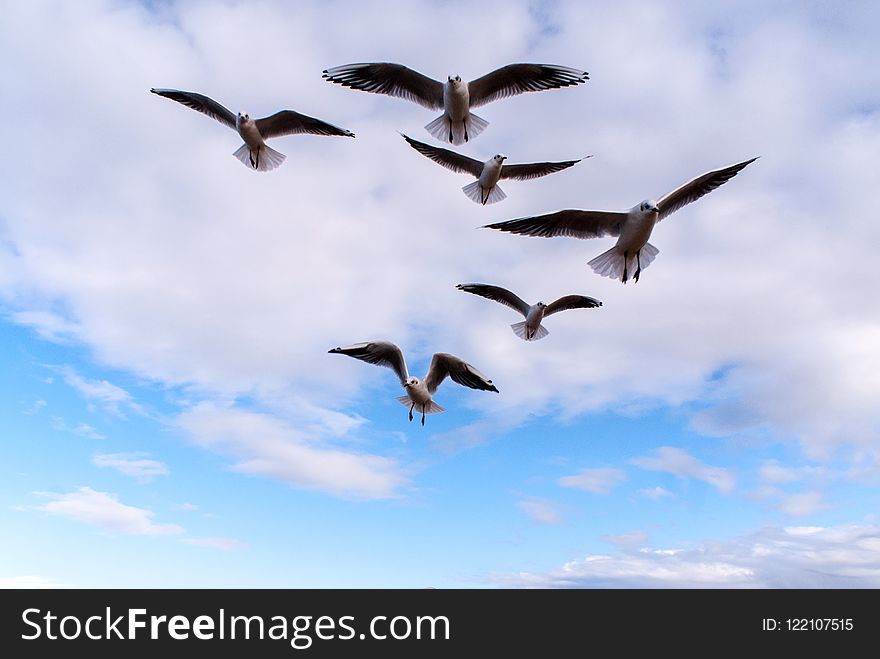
<box><xmin>256</xmin><ymin>111</ymin><xmax>355</xmax><ymax>139</ymax></box>
<box><xmin>484</xmin><ymin>209</ymin><xmax>626</xmax><ymax>240</ymax></box>
<box><xmin>424</xmin><ymin>353</ymin><xmax>499</xmax><ymax>395</ymax></box>
<box><xmin>150</xmin><ymin>88</ymin><xmax>236</xmax><ymax>129</ymax></box>
<box><xmin>401</xmin><ymin>135</ymin><xmax>483</xmax><ymax>176</ymax></box>
<box><xmin>544</xmin><ymin>294</ymin><xmax>603</xmax><ymax>317</ymax></box>
<box><xmin>456</xmin><ymin>283</ymin><xmax>530</xmax><ymax>317</ymax></box>
<box><xmin>328</xmin><ymin>341</ymin><xmax>408</xmax><ymax>385</ymax></box>
<box><xmin>467</xmin><ymin>64</ymin><xmax>588</xmax><ymax>108</ymax></box>
<box><xmin>657</xmin><ymin>157</ymin><xmax>758</xmax><ymax>222</ymax></box>
<box><xmin>323</xmin><ymin>63</ymin><xmax>444</xmax><ymax>110</ymax></box>
<box><xmin>500</xmin><ymin>157</ymin><xmax>585</xmax><ymax>181</ymax></box>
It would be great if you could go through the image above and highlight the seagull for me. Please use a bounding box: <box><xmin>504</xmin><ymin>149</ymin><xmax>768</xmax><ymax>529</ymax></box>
<box><xmin>457</xmin><ymin>284</ymin><xmax>602</xmax><ymax>341</ymax></box>
<box><xmin>323</xmin><ymin>62</ymin><xmax>588</xmax><ymax>146</ymax></box>
<box><xmin>328</xmin><ymin>341</ymin><xmax>498</xmax><ymax>426</ymax></box>
<box><xmin>150</xmin><ymin>88</ymin><xmax>355</xmax><ymax>172</ymax></box>
<box><xmin>401</xmin><ymin>134</ymin><xmax>586</xmax><ymax>205</ymax></box>
<box><xmin>484</xmin><ymin>158</ymin><xmax>758</xmax><ymax>283</ymax></box>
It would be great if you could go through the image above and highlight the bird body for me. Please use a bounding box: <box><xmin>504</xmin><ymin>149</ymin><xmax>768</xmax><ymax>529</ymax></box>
<box><xmin>523</xmin><ymin>303</ymin><xmax>548</xmax><ymax>340</ymax></box>
<box><xmin>324</xmin><ymin>63</ymin><xmax>588</xmax><ymax>145</ymax></box>
<box><xmin>150</xmin><ymin>88</ymin><xmax>355</xmax><ymax>172</ymax></box>
<box><xmin>484</xmin><ymin>158</ymin><xmax>757</xmax><ymax>282</ymax></box>
<box><xmin>456</xmin><ymin>284</ymin><xmax>602</xmax><ymax>341</ymax></box>
<box><xmin>329</xmin><ymin>342</ymin><xmax>498</xmax><ymax>425</ymax></box>
<box><xmin>478</xmin><ymin>155</ymin><xmax>505</xmax><ymax>190</ymax></box>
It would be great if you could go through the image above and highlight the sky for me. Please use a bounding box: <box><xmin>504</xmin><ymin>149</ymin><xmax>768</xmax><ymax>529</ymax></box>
<box><xmin>1</xmin><ymin>0</ymin><xmax>879</xmax><ymax>588</ymax></box>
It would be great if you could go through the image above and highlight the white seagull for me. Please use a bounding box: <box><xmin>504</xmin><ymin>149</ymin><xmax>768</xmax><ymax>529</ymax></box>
<box><xmin>402</xmin><ymin>134</ymin><xmax>586</xmax><ymax>205</ymax></box>
<box><xmin>323</xmin><ymin>62</ymin><xmax>588</xmax><ymax>145</ymax></box>
<box><xmin>457</xmin><ymin>284</ymin><xmax>602</xmax><ymax>341</ymax></box>
<box><xmin>329</xmin><ymin>341</ymin><xmax>499</xmax><ymax>426</ymax></box>
<box><xmin>484</xmin><ymin>158</ymin><xmax>758</xmax><ymax>283</ymax></box>
<box><xmin>150</xmin><ymin>88</ymin><xmax>355</xmax><ymax>172</ymax></box>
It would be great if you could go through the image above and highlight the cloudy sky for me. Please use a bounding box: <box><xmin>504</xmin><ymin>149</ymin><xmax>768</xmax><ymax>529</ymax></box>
<box><xmin>1</xmin><ymin>0</ymin><xmax>879</xmax><ymax>588</ymax></box>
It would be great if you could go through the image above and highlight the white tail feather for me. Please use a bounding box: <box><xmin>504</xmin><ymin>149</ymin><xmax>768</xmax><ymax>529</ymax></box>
<box><xmin>511</xmin><ymin>321</ymin><xmax>549</xmax><ymax>341</ymax></box>
<box><xmin>424</xmin><ymin>112</ymin><xmax>489</xmax><ymax>145</ymax></box>
<box><xmin>462</xmin><ymin>181</ymin><xmax>507</xmax><ymax>205</ymax></box>
<box><xmin>233</xmin><ymin>143</ymin><xmax>286</xmax><ymax>172</ymax></box>
<box><xmin>588</xmin><ymin>242</ymin><xmax>660</xmax><ymax>282</ymax></box>
<box><xmin>395</xmin><ymin>395</ymin><xmax>445</xmax><ymax>414</ymax></box>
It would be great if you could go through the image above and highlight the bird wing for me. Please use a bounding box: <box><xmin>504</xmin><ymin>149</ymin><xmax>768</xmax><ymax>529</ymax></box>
<box><xmin>150</xmin><ymin>88</ymin><xmax>237</xmax><ymax>129</ymax></box>
<box><xmin>467</xmin><ymin>64</ymin><xmax>589</xmax><ymax>108</ymax></box>
<box><xmin>657</xmin><ymin>157</ymin><xmax>758</xmax><ymax>222</ymax></box>
<box><xmin>500</xmin><ymin>157</ymin><xmax>585</xmax><ymax>181</ymax></box>
<box><xmin>484</xmin><ymin>209</ymin><xmax>626</xmax><ymax>240</ymax></box>
<box><xmin>328</xmin><ymin>341</ymin><xmax>408</xmax><ymax>385</ymax></box>
<box><xmin>322</xmin><ymin>63</ymin><xmax>444</xmax><ymax>110</ymax></box>
<box><xmin>455</xmin><ymin>283</ymin><xmax>530</xmax><ymax>317</ymax></box>
<box><xmin>401</xmin><ymin>135</ymin><xmax>483</xmax><ymax>176</ymax></box>
<box><xmin>544</xmin><ymin>294</ymin><xmax>603</xmax><ymax>317</ymax></box>
<box><xmin>255</xmin><ymin>110</ymin><xmax>355</xmax><ymax>139</ymax></box>
<box><xmin>424</xmin><ymin>353</ymin><xmax>499</xmax><ymax>395</ymax></box>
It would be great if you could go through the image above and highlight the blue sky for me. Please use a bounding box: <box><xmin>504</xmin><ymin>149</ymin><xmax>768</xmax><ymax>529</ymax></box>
<box><xmin>1</xmin><ymin>0</ymin><xmax>879</xmax><ymax>588</ymax></box>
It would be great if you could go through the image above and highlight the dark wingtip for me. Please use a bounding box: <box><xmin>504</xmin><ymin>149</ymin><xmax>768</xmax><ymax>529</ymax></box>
<box><xmin>455</xmin><ymin>283</ymin><xmax>464</xmax><ymax>290</ymax></box>
<box><xmin>328</xmin><ymin>347</ymin><xmax>341</xmax><ymax>353</ymax></box>
<box><xmin>489</xmin><ymin>384</ymin><xmax>500</xmax><ymax>393</ymax></box>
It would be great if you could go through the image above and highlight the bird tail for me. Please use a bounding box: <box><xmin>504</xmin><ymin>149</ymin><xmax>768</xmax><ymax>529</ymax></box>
<box><xmin>511</xmin><ymin>321</ymin><xmax>549</xmax><ymax>341</ymax></box>
<box><xmin>588</xmin><ymin>242</ymin><xmax>660</xmax><ymax>282</ymax></box>
<box><xmin>462</xmin><ymin>181</ymin><xmax>507</xmax><ymax>205</ymax></box>
<box><xmin>425</xmin><ymin>112</ymin><xmax>489</xmax><ymax>145</ymax></box>
<box><xmin>233</xmin><ymin>143</ymin><xmax>286</xmax><ymax>172</ymax></box>
<box><xmin>395</xmin><ymin>396</ymin><xmax>445</xmax><ymax>414</ymax></box>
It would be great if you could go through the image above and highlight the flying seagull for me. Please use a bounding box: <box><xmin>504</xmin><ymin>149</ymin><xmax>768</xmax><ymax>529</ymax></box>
<box><xmin>323</xmin><ymin>62</ymin><xmax>588</xmax><ymax>146</ymax></box>
<box><xmin>328</xmin><ymin>341</ymin><xmax>498</xmax><ymax>426</ymax></box>
<box><xmin>457</xmin><ymin>284</ymin><xmax>602</xmax><ymax>341</ymax></box>
<box><xmin>150</xmin><ymin>88</ymin><xmax>355</xmax><ymax>172</ymax></box>
<box><xmin>484</xmin><ymin>158</ymin><xmax>758</xmax><ymax>283</ymax></box>
<box><xmin>402</xmin><ymin>134</ymin><xmax>586</xmax><ymax>205</ymax></box>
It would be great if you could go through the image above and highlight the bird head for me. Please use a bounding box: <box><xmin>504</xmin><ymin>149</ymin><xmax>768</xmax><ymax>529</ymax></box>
<box><xmin>404</xmin><ymin>377</ymin><xmax>419</xmax><ymax>388</ymax></box>
<box><xmin>493</xmin><ymin>154</ymin><xmax>507</xmax><ymax>163</ymax></box>
<box><xmin>536</xmin><ymin>301</ymin><xmax>546</xmax><ymax>309</ymax></box>
<box><xmin>640</xmin><ymin>200</ymin><xmax>660</xmax><ymax>213</ymax></box>
<box><xmin>448</xmin><ymin>75</ymin><xmax>463</xmax><ymax>86</ymax></box>
<box><xmin>237</xmin><ymin>112</ymin><xmax>252</xmax><ymax>127</ymax></box>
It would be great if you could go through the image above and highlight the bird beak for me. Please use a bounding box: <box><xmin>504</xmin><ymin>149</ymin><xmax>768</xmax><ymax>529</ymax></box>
<box><xmin>651</xmin><ymin>205</ymin><xmax>660</xmax><ymax>213</ymax></box>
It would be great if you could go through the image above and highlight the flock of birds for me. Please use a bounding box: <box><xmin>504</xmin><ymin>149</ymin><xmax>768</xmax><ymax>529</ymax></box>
<box><xmin>151</xmin><ymin>60</ymin><xmax>756</xmax><ymax>426</ymax></box>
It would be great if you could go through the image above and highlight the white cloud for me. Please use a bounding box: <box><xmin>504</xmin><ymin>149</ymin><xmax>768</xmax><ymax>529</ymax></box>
<box><xmin>777</xmin><ymin>491</ymin><xmax>828</xmax><ymax>517</ymax></box>
<box><xmin>759</xmin><ymin>461</ymin><xmax>800</xmax><ymax>484</ymax></box>
<box><xmin>638</xmin><ymin>486</ymin><xmax>673</xmax><ymax>500</ymax></box>
<box><xmin>91</xmin><ymin>453</ymin><xmax>170</xmax><ymax>482</ymax></box>
<box><xmin>50</xmin><ymin>417</ymin><xmax>105</xmax><ymax>440</ymax></box>
<box><xmin>33</xmin><ymin>487</ymin><xmax>184</xmax><ymax>536</ymax></box>
<box><xmin>175</xmin><ymin>403</ymin><xmax>407</xmax><ymax>500</ymax></box>
<box><xmin>558</xmin><ymin>467</ymin><xmax>626</xmax><ymax>494</ymax></box>
<box><xmin>23</xmin><ymin>399</ymin><xmax>46</xmax><ymax>415</ymax></box>
<box><xmin>494</xmin><ymin>523</ymin><xmax>880</xmax><ymax>588</ymax></box>
<box><xmin>175</xmin><ymin>502</ymin><xmax>199</xmax><ymax>512</ymax></box>
<box><xmin>517</xmin><ymin>498</ymin><xmax>564</xmax><ymax>526</ymax></box>
<box><xmin>603</xmin><ymin>530</ymin><xmax>649</xmax><ymax>550</ymax></box>
<box><xmin>55</xmin><ymin>366</ymin><xmax>136</xmax><ymax>417</ymax></box>
<box><xmin>0</xmin><ymin>1</ymin><xmax>876</xmax><ymax>492</ymax></box>
<box><xmin>632</xmin><ymin>447</ymin><xmax>735</xmax><ymax>494</ymax></box>
<box><xmin>182</xmin><ymin>537</ymin><xmax>248</xmax><ymax>551</ymax></box>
